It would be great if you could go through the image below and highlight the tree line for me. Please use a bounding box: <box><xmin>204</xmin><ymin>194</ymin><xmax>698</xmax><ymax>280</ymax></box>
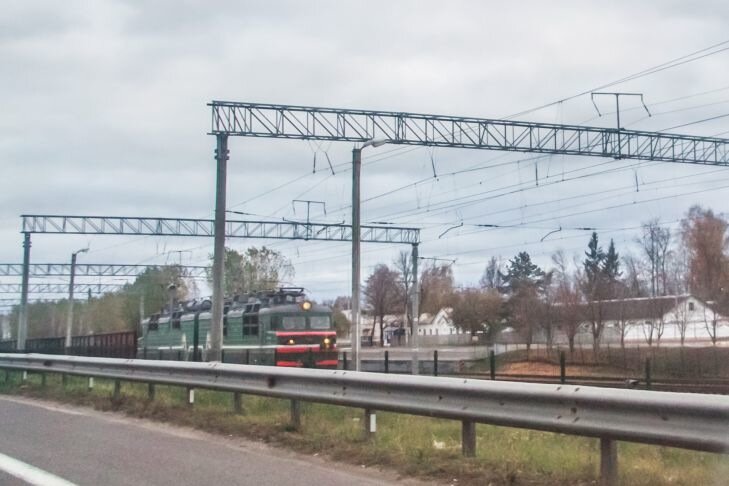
<box><xmin>342</xmin><ymin>205</ymin><xmax>729</xmax><ymax>350</ymax></box>
<box><xmin>6</xmin><ymin>205</ymin><xmax>729</xmax><ymax>349</ymax></box>
<box><xmin>4</xmin><ymin>246</ymin><xmax>293</xmax><ymax>340</ymax></box>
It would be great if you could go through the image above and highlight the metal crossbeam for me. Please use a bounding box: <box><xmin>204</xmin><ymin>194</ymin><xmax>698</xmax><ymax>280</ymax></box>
<box><xmin>0</xmin><ymin>283</ymin><xmax>124</xmax><ymax>294</ymax></box>
<box><xmin>0</xmin><ymin>263</ymin><xmax>210</xmax><ymax>278</ymax></box>
<box><xmin>20</xmin><ymin>215</ymin><xmax>420</xmax><ymax>244</ymax></box>
<box><xmin>210</xmin><ymin>101</ymin><xmax>729</xmax><ymax>165</ymax></box>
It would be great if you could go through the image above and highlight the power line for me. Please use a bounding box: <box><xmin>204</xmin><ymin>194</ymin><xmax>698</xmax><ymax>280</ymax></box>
<box><xmin>658</xmin><ymin>113</ymin><xmax>729</xmax><ymax>132</ymax></box>
<box><xmin>504</xmin><ymin>40</ymin><xmax>729</xmax><ymax>119</ymax></box>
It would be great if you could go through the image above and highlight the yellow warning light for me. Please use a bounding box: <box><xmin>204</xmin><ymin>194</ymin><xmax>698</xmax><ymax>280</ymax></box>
<box><xmin>301</xmin><ymin>301</ymin><xmax>312</xmax><ymax>311</ymax></box>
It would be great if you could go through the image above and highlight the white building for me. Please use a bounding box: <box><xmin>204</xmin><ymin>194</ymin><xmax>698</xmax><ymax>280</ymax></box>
<box><xmin>571</xmin><ymin>294</ymin><xmax>729</xmax><ymax>345</ymax></box>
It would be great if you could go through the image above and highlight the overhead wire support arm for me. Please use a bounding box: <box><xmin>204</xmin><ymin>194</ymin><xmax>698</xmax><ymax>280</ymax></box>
<box><xmin>20</xmin><ymin>215</ymin><xmax>420</xmax><ymax>245</ymax></box>
<box><xmin>209</xmin><ymin>101</ymin><xmax>729</xmax><ymax>166</ymax></box>
<box><xmin>0</xmin><ymin>283</ymin><xmax>125</xmax><ymax>294</ymax></box>
<box><xmin>0</xmin><ymin>263</ymin><xmax>210</xmax><ymax>278</ymax></box>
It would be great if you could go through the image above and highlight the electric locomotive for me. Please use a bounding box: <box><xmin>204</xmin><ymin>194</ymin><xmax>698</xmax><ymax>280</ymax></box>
<box><xmin>138</xmin><ymin>287</ymin><xmax>337</xmax><ymax>368</ymax></box>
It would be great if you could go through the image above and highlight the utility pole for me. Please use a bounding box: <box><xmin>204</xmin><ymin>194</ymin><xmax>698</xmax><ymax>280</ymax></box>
<box><xmin>210</xmin><ymin>134</ymin><xmax>229</xmax><ymax>362</ymax></box>
<box><xmin>351</xmin><ymin>147</ymin><xmax>362</xmax><ymax>371</ymax></box>
<box><xmin>351</xmin><ymin>139</ymin><xmax>388</xmax><ymax>372</ymax></box>
<box><xmin>17</xmin><ymin>233</ymin><xmax>31</xmax><ymax>351</ymax></box>
<box><xmin>410</xmin><ymin>243</ymin><xmax>419</xmax><ymax>375</ymax></box>
<box><xmin>65</xmin><ymin>247</ymin><xmax>88</xmax><ymax>352</ymax></box>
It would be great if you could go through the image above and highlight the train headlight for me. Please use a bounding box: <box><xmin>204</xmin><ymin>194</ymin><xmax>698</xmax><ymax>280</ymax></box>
<box><xmin>323</xmin><ymin>338</ymin><xmax>331</xmax><ymax>345</ymax></box>
<box><xmin>288</xmin><ymin>339</ymin><xmax>295</xmax><ymax>345</ymax></box>
<box><xmin>301</xmin><ymin>301</ymin><xmax>312</xmax><ymax>311</ymax></box>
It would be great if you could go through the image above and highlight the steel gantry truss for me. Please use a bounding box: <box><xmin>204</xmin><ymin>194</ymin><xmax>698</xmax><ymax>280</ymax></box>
<box><xmin>0</xmin><ymin>263</ymin><xmax>210</xmax><ymax>278</ymax></box>
<box><xmin>21</xmin><ymin>215</ymin><xmax>419</xmax><ymax>244</ymax></box>
<box><xmin>0</xmin><ymin>283</ymin><xmax>125</xmax><ymax>294</ymax></box>
<box><xmin>14</xmin><ymin>214</ymin><xmax>420</xmax><ymax>350</ymax></box>
<box><xmin>210</xmin><ymin>101</ymin><xmax>729</xmax><ymax>165</ymax></box>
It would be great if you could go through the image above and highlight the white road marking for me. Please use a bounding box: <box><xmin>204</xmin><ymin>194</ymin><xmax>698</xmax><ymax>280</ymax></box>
<box><xmin>0</xmin><ymin>452</ymin><xmax>77</xmax><ymax>486</ymax></box>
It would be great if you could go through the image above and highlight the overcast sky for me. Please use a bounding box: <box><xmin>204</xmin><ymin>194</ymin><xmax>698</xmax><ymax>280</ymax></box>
<box><xmin>2</xmin><ymin>0</ymin><xmax>729</xmax><ymax>306</ymax></box>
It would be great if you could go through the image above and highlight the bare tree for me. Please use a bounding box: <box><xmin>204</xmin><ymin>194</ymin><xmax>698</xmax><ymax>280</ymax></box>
<box><xmin>419</xmin><ymin>262</ymin><xmax>455</xmax><ymax>315</ymax></box>
<box><xmin>681</xmin><ymin>206</ymin><xmax>729</xmax><ymax>304</ymax></box>
<box><xmin>622</xmin><ymin>253</ymin><xmax>648</xmax><ymax>297</ymax></box>
<box><xmin>637</xmin><ymin>219</ymin><xmax>671</xmax><ymax>296</ymax></box>
<box><xmin>363</xmin><ymin>264</ymin><xmax>403</xmax><ymax>346</ymax></box>
<box><xmin>393</xmin><ymin>250</ymin><xmax>413</xmax><ymax>331</ymax></box>
<box><xmin>613</xmin><ymin>287</ymin><xmax>632</xmax><ymax>349</ymax></box>
<box><xmin>450</xmin><ymin>288</ymin><xmax>503</xmax><ymax>343</ymax></box>
<box><xmin>673</xmin><ymin>297</ymin><xmax>690</xmax><ymax>347</ymax></box>
<box><xmin>479</xmin><ymin>256</ymin><xmax>503</xmax><ymax>290</ymax></box>
<box><xmin>552</xmin><ymin>251</ymin><xmax>583</xmax><ymax>353</ymax></box>
<box><xmin>702</xmin><ymin>303</ymin><xmax>721</xmax><ymax>347</ymax></box>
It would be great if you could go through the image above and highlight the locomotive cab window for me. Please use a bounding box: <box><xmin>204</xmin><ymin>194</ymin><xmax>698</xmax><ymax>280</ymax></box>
<box><xmin>309</xmin><ymin>315</ymin><xmax>331</xmax><ymax>329</ymax></box>
<box><xmin>272</xmin><ymin>315</ymin><xmax>306</xmax><ymax>330</ymax></box>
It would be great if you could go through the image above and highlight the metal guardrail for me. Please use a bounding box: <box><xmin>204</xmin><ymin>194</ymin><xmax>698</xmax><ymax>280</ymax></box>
<box><xmin>0</xmin><ymin>354</ymin><xmax>727</xmax><ymax>485</ymax></box>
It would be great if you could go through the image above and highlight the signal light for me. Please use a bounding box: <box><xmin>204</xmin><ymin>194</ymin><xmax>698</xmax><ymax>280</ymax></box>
<box><xmin>301</xmin><ymin>301</ymin><xmax>312</xmax><ymax>311</ymax></box>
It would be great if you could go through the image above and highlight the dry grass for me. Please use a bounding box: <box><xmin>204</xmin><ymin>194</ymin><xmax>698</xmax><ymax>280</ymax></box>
<box><xmin>1</xmin><ymin>370</ymin><xmax>727</xmax><ymax>486</ymax></box>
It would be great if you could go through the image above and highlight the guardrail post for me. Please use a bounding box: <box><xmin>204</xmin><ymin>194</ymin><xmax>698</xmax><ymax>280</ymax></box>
<box><xmin>342</xmin><ymin>351</ymin><xmax>348</xmax><ymax>370</ymax></box>
<box><xmin>87</xmin><ymin>377</ymin><xmax>94</xmax><ymax>390</ymax></box>
<box><xmin>645</xmin><ymin>358</ymin><xmax>651</xmax><ymax>390</ymax></box>
<box><xmin>489</xmin><ymin>350</ymin><xmax>496</xmax><ymax>380</ymax></box>
<box><xmin>290</xmin><ymin>399</ymin><xmax>301</xmax><ymax>430</ymax></box>
<box><xmin>22</xmin><ymin>371</ymin><xmax>27</xmax><ymax>383</ymax></box>
<box><xmin>384</xmin><ymin>350</ymin><xmax>389</xmax><ymax>373</ymax></box>
<box><xmin>41</xmin><ymin>373</ymin><xmax>46</xmax><ymax>387</ymax></box>
<box><xmin>113</xmin><ymin>380</ymin><xmax>121</xmax><ymax>400</ymax></box>
<box><xmin>3</xmin><ymin>370</ymin><xmax>8</xmax><ymax>383</ymax></box>
<box><xmin>600</xmin><ymin>438</ymin><xmax>618</xmax><ymax>486</ymax></box>
<box><xmin>364</xmin><ymin>408</ymin><xmax>376</xmax><ymax>438</ymax></box>
<box><xmin>147</xmin><ymin>383</ymin><xmax>155</xmax><ymax>401</ymax></box>
<box><xmin>187</xmin><ymin>387</ymin><xmax>195</xmax><ymax>408</ymax></box>
<box><xmin>560</xmin><ymin>351</ymin><xmax>566</xmax><ymax>384</ymax></box>
<box><xmin>433</xmin><ymin>350</ymin><xmax>438</xmax><ymax>376</ymax></box>
<box><xmin>461</xmin><ymin>420</ymin><xmax>476</xmax><ymax>457</ymax></box>
<box><xmin>233</xmin><ymin>392</ymin><xmax>243</xmax><ymax>414</ymax></box>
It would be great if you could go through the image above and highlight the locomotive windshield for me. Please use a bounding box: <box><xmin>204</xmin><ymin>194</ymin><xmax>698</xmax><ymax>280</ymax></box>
<box><xmin>271</xmin><ymin>314</ymin><xmax>332</xmax><ymax>330</ymax></box>
<box><xmin>309</xmin><ymin>315</ymin><xmax>331</xmax><ymax>329</ymax></box>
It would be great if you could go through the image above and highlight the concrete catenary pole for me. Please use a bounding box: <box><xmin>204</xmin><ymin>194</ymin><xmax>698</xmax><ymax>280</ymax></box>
<box><xmin>411</xmin><ymin>243</ymin><xmax>419</xmax><ymax>375</ymax></box>
<box><xmin>65</xmin><ymin>247</ymin><xmax>88</xmax><ymax>351</ymax></box>
<box><xmin>351</xmin><ymin>139</ymin><xmax>388</xmax><ymax>372</ymax></box>
<box><xmin>351</xmin><ymin>147</ymin><xmax>362</xmax><ymax>371</ymax></box>
<box><xmin>17</xmin><ymin>233</ymin><xmax>31</xmax><ymax>351</ymax></box>
<box><xmin>210</xmin><ymin>134</ymin><xmax>229</xmax><ymax>362</ymax></box>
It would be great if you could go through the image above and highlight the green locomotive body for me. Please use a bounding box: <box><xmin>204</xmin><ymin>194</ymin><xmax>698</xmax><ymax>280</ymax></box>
<box><xmin>138</xmin><ymin>288</ymin><xmax>337</xmax><ymax>368</ymax></box>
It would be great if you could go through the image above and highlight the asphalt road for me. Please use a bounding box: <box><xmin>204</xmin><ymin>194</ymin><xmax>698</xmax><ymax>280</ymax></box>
<box><xmin>0</xmin><ymin>396</ymin><xmax>426</xmax><ymax>486</ymax></box>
